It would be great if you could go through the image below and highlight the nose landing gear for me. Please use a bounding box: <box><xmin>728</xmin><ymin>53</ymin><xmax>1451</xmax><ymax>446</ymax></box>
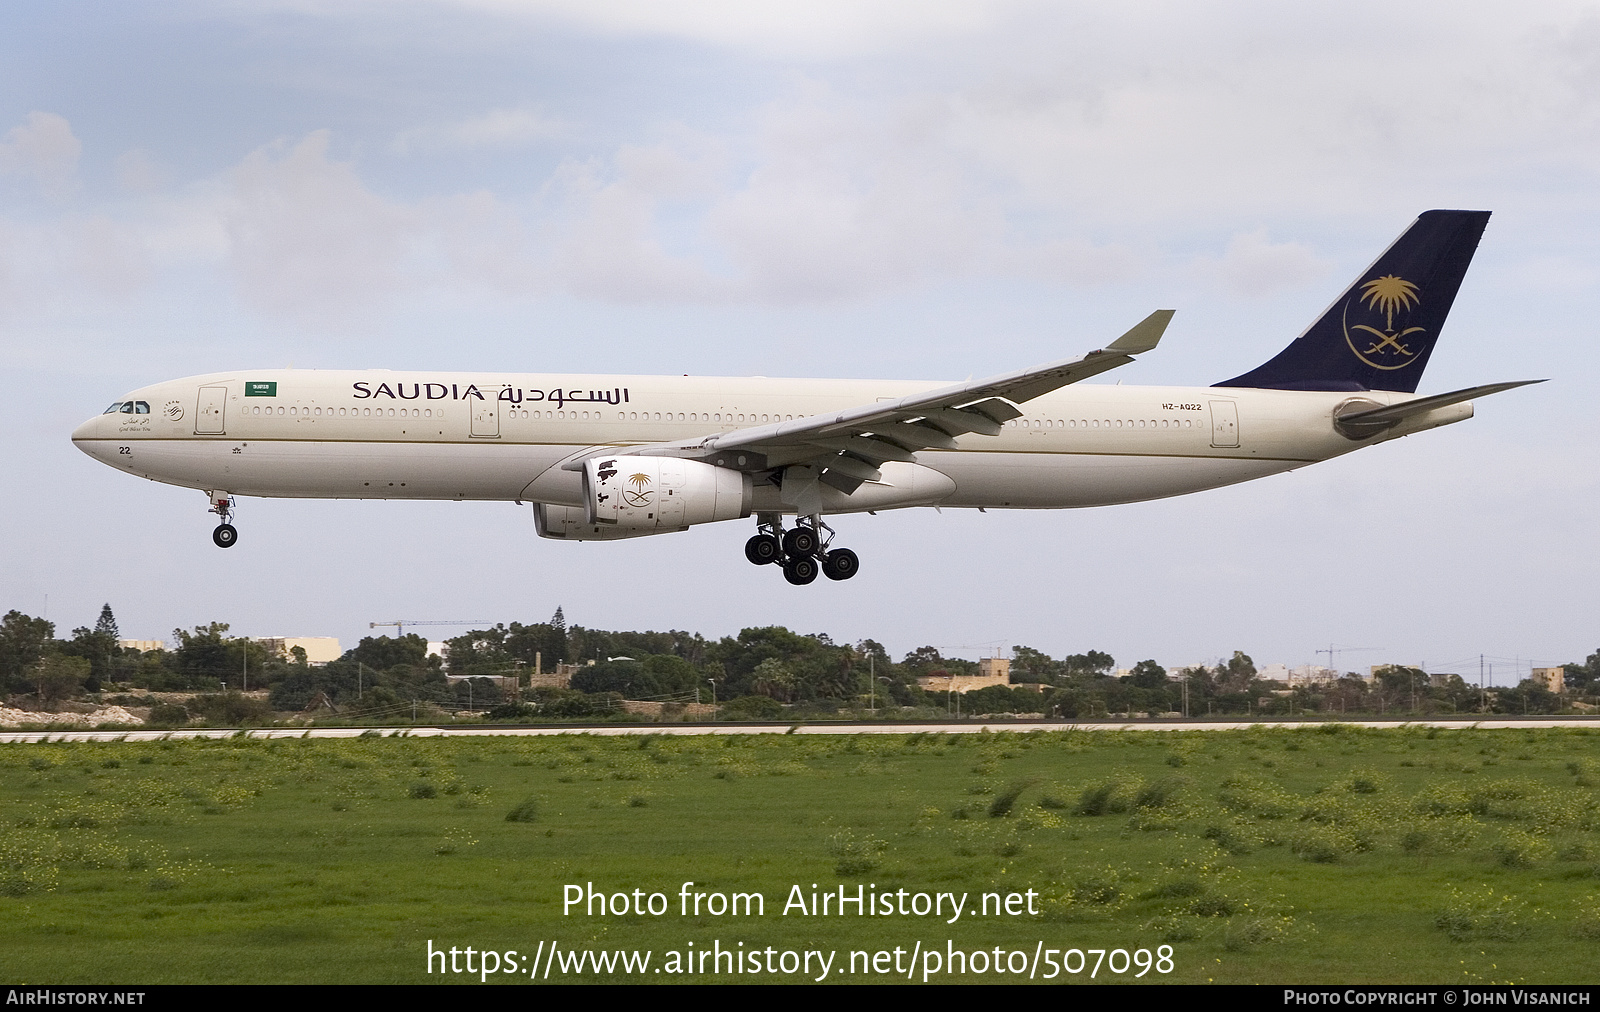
<box><xmin>207</xmin><ymin>491</ymin><xmax>238</xmax><ymax>549</ymax></box>
<box><xmin>745</xmin><ymin>513</ymin><xmax>858</xmax><ymax>584</ymax></box>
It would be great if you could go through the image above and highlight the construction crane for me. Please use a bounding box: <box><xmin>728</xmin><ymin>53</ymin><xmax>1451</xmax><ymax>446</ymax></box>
<box><xmin>369</xmin><ymin>619</ymin><xmax>496</xmax><ymax>638</ymax></box>
<box><xmin>1315</xmin><ymin>644</ymin><xmax>1381</xmax><ymax>675</ymax></box>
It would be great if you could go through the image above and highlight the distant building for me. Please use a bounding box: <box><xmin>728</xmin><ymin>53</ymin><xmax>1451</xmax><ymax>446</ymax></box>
<box><xmin>918</xmin><ymin>657</ymin><xmax>1010</xmax><ymax>694</ymax></box>
<box><xmin>528</xmin><ymin>659</ymin><xmax>595</xmax><ymax>690</ymax></box>
<box><xmin>427</xmin><ymin>642</ymin><xmax>449</xmax><ymax>662</ymax></box>
<box><xmin>1532</xmin><ymin>667</ymin><xmax>1566</xmax><ymax>694</ymax></box>
<box><xmin>117</xmin><ymin>639</ymin><xmax>166</xmax><ymax>653</ymax></box>
<box><xmin>1258</xmin><ymin>663</ymin><xmax>1336</xmax><ymax>685</ymax></box>
<box><xmin>1368</xmin><ymin>664</ymin><xmax>1422</xmax><ymax>683</ymax></box>
<box><xmin>445</xmin><ymin>674</ymin><xmax>518</xmax><ymax>695</ymax></box>
<box><xmin>256</xmin><ymin>637</ymin><xmax>341</xmax><ymax>666</ymax></box>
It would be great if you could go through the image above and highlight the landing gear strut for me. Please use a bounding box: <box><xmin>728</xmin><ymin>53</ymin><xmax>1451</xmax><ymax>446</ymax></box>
<box><xmin>744</xmin><ymin>513</ymin><xmax>859</xmax><ymax>584</ymax></box>
<box><xmin>208</xmin><ymin>491</ymin><xmax>238</xmax><ymax>549</ymax></box>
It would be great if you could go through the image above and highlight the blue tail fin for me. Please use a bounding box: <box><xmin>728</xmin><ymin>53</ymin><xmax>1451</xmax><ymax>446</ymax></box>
<box><xmin>1216</xmin><ymin>210</ymin><xmax>1490</xmax><ymax>393</ymax></box>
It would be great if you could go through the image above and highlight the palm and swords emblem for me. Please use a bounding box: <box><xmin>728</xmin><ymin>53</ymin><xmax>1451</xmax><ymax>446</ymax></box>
<box><xmin>1344</xmin><ymin>274</ymin><xmax>1426</xmax><ymax>369</ymax></box>
<box><xmin>622</xmin><ymin>472</ymin><xmax>655</xmax><ymax>507</ymax></box>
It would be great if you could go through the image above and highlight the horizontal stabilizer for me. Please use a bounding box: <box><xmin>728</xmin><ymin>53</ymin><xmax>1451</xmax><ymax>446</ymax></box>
<box><xmin>1334</xmin><ymin>380</ymin><xmax>1544</xmax><ymax>437</ymax></box>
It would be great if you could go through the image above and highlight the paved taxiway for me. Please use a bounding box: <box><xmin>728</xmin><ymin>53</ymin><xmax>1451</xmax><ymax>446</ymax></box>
<box><xmin>1</xmin><ymin>717</ymin><xmax>1596</xmax><ymax>744</ymax></box>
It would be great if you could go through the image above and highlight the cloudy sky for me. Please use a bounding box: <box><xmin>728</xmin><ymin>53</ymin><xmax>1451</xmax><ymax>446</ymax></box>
<box><xmin>3</xmin><ymin>1</ymin><xmax>1596</xmax><ymax>681</ymax></box>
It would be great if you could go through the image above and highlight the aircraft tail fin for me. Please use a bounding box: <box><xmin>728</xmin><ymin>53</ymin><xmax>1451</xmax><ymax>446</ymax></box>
<box><xmin>1215</xmin><ymin>210</ymin><xmax>1491</xmax><ymax>393</ymax></box>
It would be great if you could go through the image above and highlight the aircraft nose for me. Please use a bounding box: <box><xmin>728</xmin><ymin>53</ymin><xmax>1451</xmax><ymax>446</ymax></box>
<box><xmin>71</xmin><ymin>415</ymin><xmax>103</xmax><ymax>451</ymax></box>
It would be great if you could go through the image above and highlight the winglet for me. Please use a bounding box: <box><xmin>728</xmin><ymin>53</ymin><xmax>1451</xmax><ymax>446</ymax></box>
<box><xmin>1105</xmin><ymin>310</ymin><xmax>1174</xmax><ymax>355</ymax></box>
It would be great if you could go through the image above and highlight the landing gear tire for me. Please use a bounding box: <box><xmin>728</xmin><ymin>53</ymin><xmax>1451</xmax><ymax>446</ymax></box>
<box><xmin>782</xmin><ymin>556</ymin><xmax>818</xmax><ymax>585</ymax></box>
<box><xmin>212</xmin><ymin>524</ymin><xmax>238</xmax><ymax>549</ymax></box>
<box><xmin>822</xmin><ymin>548</ymin><xmax>859</xmax><ymax>581</ymax></box>
<box><xmin>744</xmin><ymin>534</ymin><xmax>780</xmax><ymax>565</ymax></box>
<box><xmin>782</xmin><ymin>527</ymin><xmax>818</xmax><ymax>557</ymax></box>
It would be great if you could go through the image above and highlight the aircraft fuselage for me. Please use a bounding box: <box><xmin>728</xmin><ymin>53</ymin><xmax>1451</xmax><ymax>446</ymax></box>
<box><xmin>71</xmin><ymin>369</ymin><xmax>1468</xmax><ymax>514</ymax></box>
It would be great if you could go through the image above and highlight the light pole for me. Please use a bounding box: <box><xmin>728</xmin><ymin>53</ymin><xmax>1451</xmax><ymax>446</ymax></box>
<box><xmin>706</xmin><ymin>678</ymin><xmax>718</xmax><ymax>719</ymax></box>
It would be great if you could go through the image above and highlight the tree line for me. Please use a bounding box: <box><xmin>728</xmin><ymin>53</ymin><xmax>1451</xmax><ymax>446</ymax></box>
<box><xmin>3</xmin><ymin>604</ymin><xmax>1598</xmax><ymax>720</ymax></box>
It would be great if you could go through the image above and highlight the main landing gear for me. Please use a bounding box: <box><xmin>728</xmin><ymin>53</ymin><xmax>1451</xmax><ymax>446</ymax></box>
<box><xmin>744</xmin><ymin>513</ymin><xmax>859</xmax><ymax>586</ymax></box>
<box><xmin>207</xmin><ymin>491</ymin><xmax>238</xmax><ymax>549</ymax></box>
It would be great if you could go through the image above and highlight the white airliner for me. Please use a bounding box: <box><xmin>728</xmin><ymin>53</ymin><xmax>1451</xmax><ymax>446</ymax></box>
<box><xmin>73</xmin><ymin>210</ymin><xmax>1537</xmax><ymax>585</ymax></box>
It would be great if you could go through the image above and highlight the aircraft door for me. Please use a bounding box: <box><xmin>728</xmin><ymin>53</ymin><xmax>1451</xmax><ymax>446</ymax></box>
<box><xmin>195</xmin><ymin>385</ymin><xmax>228</xmax><ymax>435</ymax></box>
<box><xmin>470</xmin><ymin>388</ymin><xmax>501</xmax><ymax>438</ymax></box>
<box><xmin>1209</xmin><ymin>400</ymin><xmax>1239</xmax><ymax>448</ymax></box>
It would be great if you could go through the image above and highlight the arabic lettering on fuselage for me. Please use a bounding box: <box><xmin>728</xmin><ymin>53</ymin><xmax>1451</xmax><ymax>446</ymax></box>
<box><xmin>351</xmin><ymin>382</ymin><xmax>630</xmax><ymax>407</ymax></box>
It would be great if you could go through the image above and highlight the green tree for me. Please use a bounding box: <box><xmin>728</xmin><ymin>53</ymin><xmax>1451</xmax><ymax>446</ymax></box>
<box><xmin>345</xmin><ymin>634</ymin><xmax>429</xmax><ymax>671</ymax></box>
<box><xmin>94</xmin><ymin>604</ymin><xmax>118</xmax><ymax>641</ymax></box>
<box><xmin>1128</xmin><ymin>659</ymin><xmax>1168</xmax><ymax>690</ymax></box>
<box><xmin>751</xmin><ymin>657</ymin><xmax>796</xmax><ymax>701</ymax></box>
<box><xmin>35</xmin><ymin>655</ymin><xmax>90</xmax><ymax>706</ymax></box>
<box><xmin>61</xmin><ymin>605</ymin><xmax>122</xmax><ymax>689</ymax></box>
<box><xmin>0</xmin><ymin>611</ymin><xmax>55</xmax><ymax>691</ymax></box>
<box><xmin>1218</xmin><ymin>651</ymin><xmax>1257</xmax><ymax>693</ymax></box>
<box><xmin>1065</xmin><ymin>650</ymin><xmax>1115</xmax><ymax>677</ymax></box>
<box><xmin>172</xmin><ymin>623</ymin><xmax>232</xmax><ymax>686</ymax></box>
<box><xmin>1562</xmin><ymin>650</ymin><xmax>1600</xmax><ymax>695</ymax></box>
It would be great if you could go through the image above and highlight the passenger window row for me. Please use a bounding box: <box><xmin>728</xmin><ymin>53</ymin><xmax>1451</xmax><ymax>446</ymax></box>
<box><xmin>1005</xmin><ymin>417</ymin><xmax>1197</xmax><ymax>430</ymax></box>
<box><xmin>244</xmin><ymin>406</ymin><xmax>444</xmax><ymax>419</ymax></box>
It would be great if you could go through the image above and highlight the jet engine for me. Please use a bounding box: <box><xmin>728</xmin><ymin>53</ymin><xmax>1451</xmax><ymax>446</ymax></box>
<box><xmin>576</xmin><ymin>455</ymin><xmax>751</xmax><ymax>533</ymax></box>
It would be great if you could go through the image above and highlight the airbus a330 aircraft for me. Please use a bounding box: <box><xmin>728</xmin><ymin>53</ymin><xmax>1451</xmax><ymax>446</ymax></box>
<box><xmin>74</xmin><ymin>210</ymin><xmax>1538</xmax><ymax>585</ymax></box>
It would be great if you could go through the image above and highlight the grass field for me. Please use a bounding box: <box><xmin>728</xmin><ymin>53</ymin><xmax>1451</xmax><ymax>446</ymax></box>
<box><xmin>3</xmin><ymin>725</ymin><xmax>1600</xmax><ymax>984</ymax></box>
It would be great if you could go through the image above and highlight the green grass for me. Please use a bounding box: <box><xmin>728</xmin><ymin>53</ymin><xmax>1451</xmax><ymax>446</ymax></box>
<box><xmin>3</xmin><ymin>726</ymin><xmax>1600</xmax><ymax>983</ymax></box>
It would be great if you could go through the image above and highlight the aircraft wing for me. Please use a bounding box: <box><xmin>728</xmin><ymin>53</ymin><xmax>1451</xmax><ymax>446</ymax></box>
<box><xmin>568</xmin><ymin>310</ymin><xmax>1173</xmax><ymax>494</ymax></box>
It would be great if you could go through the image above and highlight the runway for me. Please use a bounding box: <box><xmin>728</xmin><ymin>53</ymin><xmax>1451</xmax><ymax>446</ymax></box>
<box><xmin>1</xmin><ymin>716</ymin><xmax>1596</xmax><ymax>744</ymax></box>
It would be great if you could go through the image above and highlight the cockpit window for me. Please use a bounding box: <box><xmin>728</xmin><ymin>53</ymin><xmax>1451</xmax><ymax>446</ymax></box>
<box><xmin>134</xmin><ymin>401</ymin><xmax>150</xmax><ymax>414</ymax></box>
<box><xmin>120</xmin><ymin>402</ymin><xmax>135</xmax><ymax>413</ymax></box>
<box><xmin>104</xmin><ymin>402</ymin><xmax>125</xmax><ymax>414</ymax></box>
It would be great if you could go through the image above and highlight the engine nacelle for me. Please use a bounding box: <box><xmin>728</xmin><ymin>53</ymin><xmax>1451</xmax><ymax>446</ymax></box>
<box><xmin>583</xmin><ymin>455</ymin><xmax>752</xmax><ymax>530</ymax></box>
<box><xmin>534</xmin><ymin>503</ymin><xmax>683</xmax><ymax>540</ymax></box>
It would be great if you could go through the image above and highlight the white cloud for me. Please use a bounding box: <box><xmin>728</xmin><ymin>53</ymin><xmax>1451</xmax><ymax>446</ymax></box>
<box><xmin>393</xmin><ymin>107</ymin><xmax>567</xmax><ymax>154</ymax></box>
<box><xmin>114</xmin><ymin>149</ymin><xmax>166</xmax><ymax>194</ymax></box>
<box><xmin>1189</xmin><ymin>230</ymin><xmax>1331</xmax><ymax>299</ymax></box>
<box><xmin>223</xmin><ymin>131</ymin><xmax>419</xmax><ymax>321</ymax></box>
<box><xmin>448</xmin><ymin>0</ymin><xmax>999</xmax><ymax>59</ymax></box>
<box><xmin>0</xmin><ymin>112</ymin><xmax>81</xmax><ymax>197</ymax></box>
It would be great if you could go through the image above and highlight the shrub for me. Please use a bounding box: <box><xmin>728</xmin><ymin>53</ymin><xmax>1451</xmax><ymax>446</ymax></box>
<box><xmin>1135</xmin><ymin>777</ymin><xmax>1184</xmax><ymax>808</ymax></box>
<box><xmin>720</xmin><ymin>695</ymin><xmax>784</xmax><ymax>721</ymax></box>
<box><xmin>1142</xmin><ymin>915</ymin><xmax>1200</xmax><ymax>943</ymax></box>
<box><xmin>1142</xmin><ymin>878</ymin><xmax>1204</xmax><ymax>900</ymax></box>
<box><xmin>1074</xmin><ymin>780</ymin><xmax>1130</xmax><ymax>816</ymax></box>
<box><xmin>989</xmin><ymin>779</ymin><xmax>1038</xmax><ymax>818</ymax></box>
<box><xmin>1189</xmin><ymin>895</ymin><xmax>1236</xmax><ymax>917</ymax></box>
<box><xmin>146</xmin><ymin>704</ymin><xmax>188</xmax><ymax>727</ymax></box>
<box><xmin>408</xmin><ymin>782</ymin><xmax>437</xmax><ymax>799</ymax></box>
<box><xmin>1224</xmin><ymin>915</ymin><xmax>1293</xmax><ymax>951</ymax></box>
<box><xmin>505</xmin><ymin>798</ymin><xmax>539</xmax><ymax>822</ymax></box>
<box><xmin>1433</xmin><ymin>885</ymin><xmax>1530</xmax><ymax>941</ymax></box>
<box><xmin>1493</xmin><ymin>829</ymin><xmax>1551</xmax><ymax>869</ymax></box>
<box><xmin>828</xmin><ymin>830</ymin><xmax>886</xmax><ymax>876</ymax></box>
<box><xmin>1573</xmin><ymin>895</ymin><xmax>1600</xmax><ymax>940</ymax></box>
<box><xmin>1202</xmin><ymin>824</ymin><xmax>1254</xmax><ymax>855</ymax></box>
<box><xmin>1071</xmin><ymin>875</ymin><xmax>1121</xmax><ymax>906</ymax></box>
